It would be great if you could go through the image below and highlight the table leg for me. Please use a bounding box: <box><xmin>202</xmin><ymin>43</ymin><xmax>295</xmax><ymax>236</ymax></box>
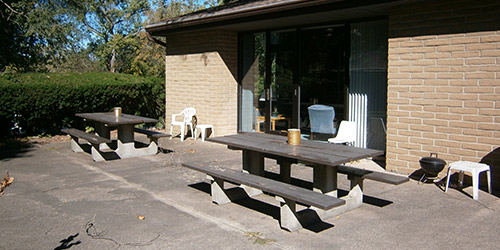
<box><xmin>310</xmin><ymin>165</ymin><xmax>364</xmax><ymax>220</ymax></box>
<box><xmin>242</xmin><ymin>150</ymin><xmax>264</xmax><ymax>196</ymax></box>
<box><xmin>278</xmin><ymin>160</ymin><xmax>291</xmax><ymax>183</ymax></box>
<box><xmin>115</xmin><ymin>124</ymin><xmax>157</xmax><ymax>158</ymax></box>
<box><xmin>313</xmin><ymin>164</ymin><xmax>338</xmax><ymax>197</ymax></box>
<box><xmin>94</xmin><ymin>122</ymin><xmax>110</xmax><ymax>150</ymax></box>
<box><xmin>242</xmin><ymin>150</ymin><xmax>264</xmax><ymax>176</ymax></box>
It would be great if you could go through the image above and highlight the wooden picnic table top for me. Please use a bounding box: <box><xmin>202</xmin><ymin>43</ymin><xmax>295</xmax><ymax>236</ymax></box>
<box><xmin>76</xmin><ymin>112</ymin><xmax>158</xmax><ymax>127</ymax></box>
<box><xmin>207</xmin><ymin>132</ymin><xmax>383</xmax><ymax>167</ymax></box>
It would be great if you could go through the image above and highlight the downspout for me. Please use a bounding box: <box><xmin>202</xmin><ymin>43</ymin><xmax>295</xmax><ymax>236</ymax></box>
<box><xmin>146</xmin><ymin>32</ymin><xmax>167</xmax><ymax>47</ymax></box>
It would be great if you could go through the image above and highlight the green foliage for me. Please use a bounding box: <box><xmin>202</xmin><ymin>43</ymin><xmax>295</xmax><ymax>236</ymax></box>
<box><xmin>2</xmin><ymin>0</ymin><xmax>230</xmax><ymax>75</ymax></box>
<box><xmin>148</xmin><ymin>0</ymin><xmax>221</xmax><ymax>21</ymax></box>
<box><xmin>0</xmin><ymin>72</ymin><xmax>165</xmax><ymax>137</ymax></box>
<box><xmin>64</xmin><ymin>0</ymin><xmax>150</xmax><ymax>72</ymax></box>
<box><xmin>0</xmin><ymin>0</ymin><xmax>79</xmax><ymax>72</ymax></box>
<box><xmin>47</xmin><ymin>49</ymin><xmax>106</xmax><ymax>73</ymax></box>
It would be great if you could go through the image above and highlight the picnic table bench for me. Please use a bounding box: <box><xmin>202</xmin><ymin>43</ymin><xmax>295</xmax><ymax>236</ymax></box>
<box><xmin>61</xmin><ymin>128</ymin><xmax>111</xmax><ymax>162</ymax></box>
<box><xmin>134</xmin><ymin>127</ymin><xmax>170</xmax><ymax>143</ymax></box>
<box><xmin>183</xmin><ymin>161</ymin><xmax>345</xmax><ymax>231</ymax></box>
<box><xmin>336</xmin><ymin>165</ymin><xmax>409</xmax><ymax>190</ymax></box>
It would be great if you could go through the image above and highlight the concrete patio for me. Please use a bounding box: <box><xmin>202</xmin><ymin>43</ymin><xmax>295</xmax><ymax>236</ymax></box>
<box><xmin>0</xmin><ymin>134</ymin><xmax>498</xmax><ymax>249</ymax></box>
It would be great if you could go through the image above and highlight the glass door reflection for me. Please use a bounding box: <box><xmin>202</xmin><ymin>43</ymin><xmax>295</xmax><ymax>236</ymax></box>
<box><xmin>267</xmin><ymin>30</ymin><xmax>296</xmax><ymax>134</ymax></box>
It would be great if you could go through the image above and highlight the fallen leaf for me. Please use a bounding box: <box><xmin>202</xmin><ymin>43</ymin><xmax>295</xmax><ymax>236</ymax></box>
<box><xmin>137</xmin><ymin>215</ymin><xmax>145</xmax><ymax>220</ymax></box>
<box><xmin>0</xmin><ymin>172</ymin><xmax>14</xmax><ymax>197</ymax></box>
<box><xmin>6</xmin><ymin>176</ymin><xmax>14</xmax><ymax>185</ymax></box>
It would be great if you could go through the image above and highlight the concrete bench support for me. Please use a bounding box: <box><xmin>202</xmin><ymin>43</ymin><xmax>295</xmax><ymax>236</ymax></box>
<box><xmin>61</xmin><ymin>128</ymin><xmax>111</xmax><ymax>162</ymax></box>
<box><xmin>183</xmin><ymin>162</ymin><xmax>346</xmax><ymax>232</ymax></box>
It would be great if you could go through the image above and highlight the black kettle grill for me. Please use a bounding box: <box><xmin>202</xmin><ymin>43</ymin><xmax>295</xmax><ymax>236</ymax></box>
<box><xmin>419</xmin><ymin>152</ymin><xmax>447</xmax><ymax>182</ymax></box>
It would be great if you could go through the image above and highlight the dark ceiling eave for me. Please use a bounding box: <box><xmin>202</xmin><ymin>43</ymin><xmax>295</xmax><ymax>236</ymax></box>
<box><xmin>146</xmin><ymin>0</ymin><xmax>411</xmax><ymax>36</ymax></box>
<box><xmin>145</xmin><ymin>0</ymin><xmax>339</xmax><ymax>34</ymax></box>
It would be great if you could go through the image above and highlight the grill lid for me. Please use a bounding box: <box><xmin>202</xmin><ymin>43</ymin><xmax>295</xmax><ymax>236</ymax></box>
<box><xmin>419</xmin><ymin>156</ymin><xmax>446</xmax><ymax>166</ymax></box>
<box><xmin>419</xmin><ymin>152</ymin><xmax>447</xmax><ymax>176</ymax></box>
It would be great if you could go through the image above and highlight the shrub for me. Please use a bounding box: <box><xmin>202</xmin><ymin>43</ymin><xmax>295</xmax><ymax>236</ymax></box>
<box><xmin>0</xmin><ymin>72</ymin><xmax>164</xmax><ymax>137</ymax></box>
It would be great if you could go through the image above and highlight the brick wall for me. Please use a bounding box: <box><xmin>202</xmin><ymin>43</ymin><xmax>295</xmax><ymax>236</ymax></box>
<box><xmin>387</xmin><ymin>0</ymin><xmax>500</xmax><ymax>188</ymax></box>
<box><xmin>164</xmin><ymin>30</ymin><xmax>238</xmax><ymax>137</ymax></box>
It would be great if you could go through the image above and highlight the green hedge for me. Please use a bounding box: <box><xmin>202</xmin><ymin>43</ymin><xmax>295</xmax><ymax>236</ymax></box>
<box><xmin>0</xmin><ymin>72</ymin><xmax>165</xmax><ymax>137</ymax></box>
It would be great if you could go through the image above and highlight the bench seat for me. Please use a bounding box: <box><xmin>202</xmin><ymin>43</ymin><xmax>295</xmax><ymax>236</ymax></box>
<box><xmin>134</xmin><ymin>127</ymin><xmax>170</xmax><ymax>139</ymax></box>
<box><xmin>61</xmin><ymin>128</ymin><xmax>111</xmax><ymax>144</ymax></box>
<box><xmin>61</xmin><ymin>128</ymin><xmax>111</xmax><ymax>162</ymax></box>
<box><xmin>337</xmin><ymin>165</ymin><xmax>409</xmax><ymax>190</ymax></box>
<box><xmin>134</xmin><ymin>128</ymin><xmax>170</xmax><ymax>153</ymax></box>
<box><xmin>182</xmin><ymin>161</ymin><xmax>345</xmax><ymax>231</ymax></box>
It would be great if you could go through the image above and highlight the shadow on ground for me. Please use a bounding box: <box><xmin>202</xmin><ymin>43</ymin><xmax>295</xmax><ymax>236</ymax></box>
<box><xmin>54</xmin><ymin>233</ymin><xmax>81</xmax><ymax>250</ymax></box>
<box><xmin>188</xmin><ymin>182</ymin><xmax>335</xmax><ymax>233</ymax></box>
<box><xmin>0</xmin><ymin>138</ymin><xmax>35</xmax><ymax>161</ymax></box>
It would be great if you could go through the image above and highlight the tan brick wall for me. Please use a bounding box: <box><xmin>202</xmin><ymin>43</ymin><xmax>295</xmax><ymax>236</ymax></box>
<box><xmin>164</xmin><ymin>30</ymin><xmax>238</xmax><ymax>137</ymax></box>
<box><xmin>387</xmin><ymin>0</ymin><xmax>500</xmax><ymax>187</ymax></box>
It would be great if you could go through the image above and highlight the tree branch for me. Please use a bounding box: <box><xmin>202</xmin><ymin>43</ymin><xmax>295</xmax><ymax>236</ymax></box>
<box><xmin>0</xmin><ymin>0</ymin><xmax>28</xmax><ymax>20</ymax></box>
<box><xmin>82</xmin><ymin>18</ymin><xmax>104</xmax><ymax>39</ymax></box>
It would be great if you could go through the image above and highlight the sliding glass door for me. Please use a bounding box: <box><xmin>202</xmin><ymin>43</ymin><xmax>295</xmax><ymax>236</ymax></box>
<box><xmin>299</xmin><ymin>25</ymin><xmax>347</xmax><ymax>139</ymax></box>
<box><xmin>240</xmin><ymin>32</ymin><xmax>265</xmax><ymax>133</ymax></box>
<box><xmin>239</xmin><ymin>20</ymin><xmax>387</xmax><ymax>147</ymax></box>
<box><xmin>268</xmin><ymin>30</ymin><xmax>296</xmax><ymax>134</ymax></box>
<box><xmin>239</xmin><ymin>27</ymin><xmax>346</xmax><ymax>136</ymax></box>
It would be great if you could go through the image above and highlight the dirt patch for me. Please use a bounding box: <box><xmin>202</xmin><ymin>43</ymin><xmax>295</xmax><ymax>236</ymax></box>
<box><xmin>25</xmin><ymin>135</ymin><xmax>71</xmax><ymax>144</ymax></box>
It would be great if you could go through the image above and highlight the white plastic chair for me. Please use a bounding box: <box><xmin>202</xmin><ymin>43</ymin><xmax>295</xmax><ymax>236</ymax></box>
<box><xmin>328</xmin><ymin>120</ymin><xmax>356</xmax><ymax>146</ymax></box>
<box><xmin>170</xmin><ymin>107</ymin><xmax>196</xmax><ymax>141</ymax></box>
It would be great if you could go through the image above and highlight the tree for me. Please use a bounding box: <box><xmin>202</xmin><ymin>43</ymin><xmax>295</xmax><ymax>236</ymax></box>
<box><xmin>0</xmin><ymin>0</ymin><xmax>232</xmax><ymax>75</ymax></box>
<box><xmin>132</xmin><ymin>0</ymin><xmax>225</xmax><ymax>77</ymax></box>
<box><xmin>61</xmin><ymin>0</ymin><xmax>149</xmax><ymax>73</ymax></box>
<box><xmin>0</xmin><ymin>0</ymin><xmax>76</xmax><ymax>72</ymax></box>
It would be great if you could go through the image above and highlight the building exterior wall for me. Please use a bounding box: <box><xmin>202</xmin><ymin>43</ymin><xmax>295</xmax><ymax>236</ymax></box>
<box><xmin>160</xmin><ymin>0</ymin><xmax>499</xmax><ymax>188</ymax></box>
<box><xmin>164</xmin><ymin>30</ymin><xmax>238</xmax><ymax>137</ymax></box>
<box><xmin>387</xmin><ymin>0</ymin><xmax>500</xmax><ymax>187</ymax></box>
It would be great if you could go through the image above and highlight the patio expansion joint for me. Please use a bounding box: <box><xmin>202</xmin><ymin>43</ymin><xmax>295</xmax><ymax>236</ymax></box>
<box><xmin>54</xmin><ymin>149</ymin><xmax>293</xmax><ymax>246</ymax></box>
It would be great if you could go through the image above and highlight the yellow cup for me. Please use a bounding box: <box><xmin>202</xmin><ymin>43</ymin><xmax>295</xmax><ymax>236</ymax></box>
<box><xmin>113</xmin><ymin>107</ymin><xmax>122</xmax><ymax>117</ymax></box>
<box><xmin>287</xmin><ymin>129</ymin><xmax>301</xmax><ymax>145</ymax></box>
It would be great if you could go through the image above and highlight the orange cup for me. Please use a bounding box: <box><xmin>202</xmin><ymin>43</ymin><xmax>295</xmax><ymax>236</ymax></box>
<box><xmin>287</xmin><ymin>129</ymin><xmax>301</xmax><ymax>145</ymax></box>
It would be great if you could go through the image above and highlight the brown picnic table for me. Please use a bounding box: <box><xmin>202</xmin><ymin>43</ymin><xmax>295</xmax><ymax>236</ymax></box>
<box><xmin>208</xmin><ymin>132</ymin><xmax>384</xmax><ymax>193</ymax></box>
<box><xmin>183</xmin><ymin>132</ymin><xmax>408</xmax><ymax>231</ymax></box>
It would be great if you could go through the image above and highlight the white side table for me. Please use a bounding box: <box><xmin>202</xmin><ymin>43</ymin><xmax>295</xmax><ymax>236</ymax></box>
<box><xmin>445</xmin><ymin>161</ymin><xmax>491</xmax><ymax>200</ymax></box>
<box><xmin>195</xmin><ymin>125</ymin><xmax>214</xmax><ymax>141</ymax></box>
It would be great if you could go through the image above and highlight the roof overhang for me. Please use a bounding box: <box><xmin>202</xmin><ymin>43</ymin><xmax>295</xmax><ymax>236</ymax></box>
<box><xmin>145</xmin><ymin>0</ymin><xmax>423</xmax><ymax>36</ymax></box>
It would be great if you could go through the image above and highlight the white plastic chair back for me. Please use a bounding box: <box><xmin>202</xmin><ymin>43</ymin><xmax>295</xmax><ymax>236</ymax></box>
<box><xmin>171</xmin><ymin>107</ymin><xmax>196</xmax><ymax>141</ymax></box>
<box><xmin>182</xmin><ymin>108</ymin><xmax>196</xmax><ymax>123</ymax></box>
<box><xmin>328</xmin><ymin>120</ymin><xmax>356</xmax><ymax>145</ymax></box>
<box><xmin>308</xmin><ymin>104</ymin><xmax>336</xmax><ymax>134</ymax></box>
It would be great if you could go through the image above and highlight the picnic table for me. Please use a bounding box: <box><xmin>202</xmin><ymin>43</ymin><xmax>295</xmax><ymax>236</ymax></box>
<box><xmin>184</xmin><ymin>132</ymin><xmax>408</xmax><ymax>231</ymax></box>
<box><xmin>208</xmin><ymin>132</ymin><xmax>384</xmax><ymax>194</ymax></box>
<box><xmin>66</xmin><ymin>112</ymin><xmax>167</xmax><ymax>161</ymax></box>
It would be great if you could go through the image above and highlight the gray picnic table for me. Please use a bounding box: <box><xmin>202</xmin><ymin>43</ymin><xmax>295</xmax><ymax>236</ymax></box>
<box><xmin>76</xmin><ymin>112</ymin><xmax>161</xmax><ymax>159</ymax></box>
<box><xmin>208</xmin><ymin>132</ymin><xmax>383</xmax><ymax>193</ymax></box>
<box><xmin>181</xmin><ymin>132</ymin><xmax>408</xmax><ymax>231</ymax></box>
<box><xmin>207</xmin><ymin>132</ymin><xmax>407</xmax><ymax>218</ymax></box>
